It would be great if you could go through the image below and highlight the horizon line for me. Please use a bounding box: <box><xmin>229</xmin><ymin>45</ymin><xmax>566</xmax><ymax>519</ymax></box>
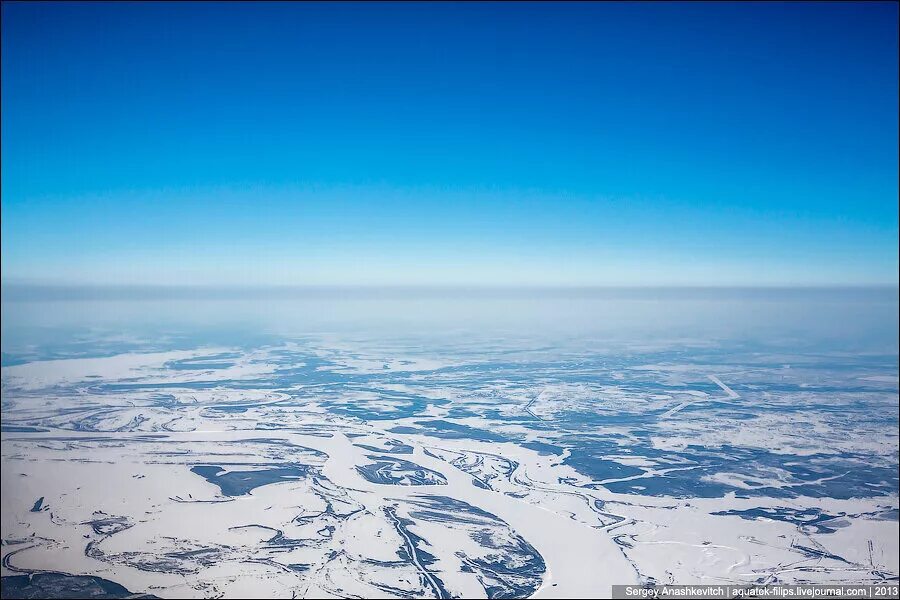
<box><xmin>2</xmin><ymin>281</ymin><xmax>898</xmax><ymax>302</ymax></box>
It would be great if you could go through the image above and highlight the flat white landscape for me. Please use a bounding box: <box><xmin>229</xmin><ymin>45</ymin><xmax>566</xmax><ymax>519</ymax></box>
<box><xmin>2</xmin><ymin>333</ymin><xmax>897</xmax><ymax>598</ymax></box>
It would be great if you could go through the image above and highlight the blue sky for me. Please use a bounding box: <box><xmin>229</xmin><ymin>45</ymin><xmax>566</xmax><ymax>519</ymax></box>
<box><xmin>2</xmin><ymin>1</ymin><xmax>897</xmax><ymax>286</ymax></box>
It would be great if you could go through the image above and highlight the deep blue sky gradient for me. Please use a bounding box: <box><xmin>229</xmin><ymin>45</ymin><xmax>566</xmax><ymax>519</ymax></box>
<box><xmin>2</xmin><ymin>2</ymin><xmax>898</xmax><ymax>285</ymax></box>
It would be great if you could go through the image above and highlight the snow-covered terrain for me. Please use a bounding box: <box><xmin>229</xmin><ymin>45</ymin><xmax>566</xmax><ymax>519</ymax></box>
<box><xmin>2</xmin><ymin>330</ymin><xmax>897</xmax><ymax>598</ymax></box>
